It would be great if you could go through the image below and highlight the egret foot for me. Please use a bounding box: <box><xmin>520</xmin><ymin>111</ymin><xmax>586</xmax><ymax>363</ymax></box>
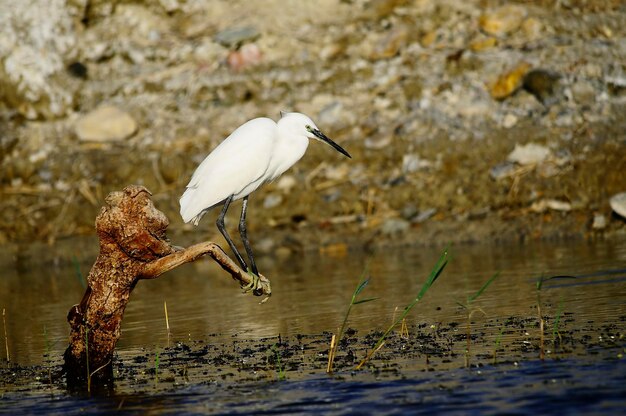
<box><xmin>242</xmin><ymin>270</ymin><xmax>260</xmax><ymax>293</ymax></box>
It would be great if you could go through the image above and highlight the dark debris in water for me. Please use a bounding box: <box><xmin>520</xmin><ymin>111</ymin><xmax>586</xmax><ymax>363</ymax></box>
<box><xmin>1</xmin><ymin>314</ymin><xmax>624</xmax><ymax>405</ymax></box>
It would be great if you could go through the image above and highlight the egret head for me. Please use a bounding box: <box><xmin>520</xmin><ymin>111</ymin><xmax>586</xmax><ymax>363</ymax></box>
<box><xmin>280</xmin><ymin>112</ymin><xmax>351</xmax><ymax>158</ymax></box>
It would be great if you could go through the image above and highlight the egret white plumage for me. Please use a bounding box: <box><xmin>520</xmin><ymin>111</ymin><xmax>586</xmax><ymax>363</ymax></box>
<box><xmin>180</xmin><ymin>112</ymin><xmax>351</xmax><ymax>288</ymax></box>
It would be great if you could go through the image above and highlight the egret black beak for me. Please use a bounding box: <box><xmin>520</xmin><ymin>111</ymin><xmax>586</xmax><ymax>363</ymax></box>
<box><xmin>312</xmin><ymin>129</ymin><xmax>351</xmax><ymax>158</ymax></box>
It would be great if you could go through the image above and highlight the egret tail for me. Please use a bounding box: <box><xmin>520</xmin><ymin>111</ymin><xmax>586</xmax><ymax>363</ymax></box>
<box><xmin>180</xmin><ymin>187</ymin><xmax>208</xmax><ymax>226</ymax></box>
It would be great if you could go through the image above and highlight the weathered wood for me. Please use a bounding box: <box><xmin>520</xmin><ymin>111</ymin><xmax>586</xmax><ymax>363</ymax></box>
<box><xmin>63</xmin><ymin>185</ymin><xmax>270</xmax><ymax>388</ymax></box>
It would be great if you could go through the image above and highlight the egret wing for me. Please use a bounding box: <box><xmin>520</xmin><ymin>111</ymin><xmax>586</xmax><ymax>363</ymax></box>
<box><xmin>180</xmin><ymin>118</ymin><xmax>277</xmax><ymax>223</ymax></box>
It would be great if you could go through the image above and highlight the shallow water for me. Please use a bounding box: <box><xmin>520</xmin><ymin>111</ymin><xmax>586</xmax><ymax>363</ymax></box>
<box><xmin>1</xmin><ymin>237</ymin><xmax>624</xmax><ymax>365</ymax></box>
<box><xmin>1</xmin><ymin>237</ymin><xmax>625</xmax><ymax>413</ymax></box>
<box><xmin>3</xmin><ymin>358</ymin><xmax>625</xmax><ymax>414</ymax></box>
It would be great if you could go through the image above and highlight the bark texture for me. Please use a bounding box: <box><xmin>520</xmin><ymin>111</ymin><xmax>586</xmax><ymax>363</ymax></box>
<box><xmin>63</xmin><ymin>185</ymin><xmax>270</xmax><ymax>388</ymax></box>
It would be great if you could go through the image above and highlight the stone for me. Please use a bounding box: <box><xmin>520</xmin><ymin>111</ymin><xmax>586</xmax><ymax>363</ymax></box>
<box><xmin>364</xmin><ymin>135</ymin><xmax>392</xmax><ymax>150</ymax></box>
<box><xmin>469</xmin><ymin>36</ymin><xmax>497</xmax><ymax>52</ymax></box>
<box><xmin>530</xmin><ymin>199</ymin><xmax>572</xmax><ymax>213</ymax></box>
<box><xmin>318</xmin><ymin>101</ymin><xmax>349</xmax><ymax>131</ymax></box>
<box><xmin>402</xmin><ymin>154</ymin><xmax>432</xmax><ymax>173</ymax></box>
<box><xmin>507</xmin><ymin>143</ymin><xmax>551</xmax><ymax>166</ymax></box>
<box><xmin>380</xmin><ymin>218</ymin><xmax>410</xmax><ymax>236</ymax></box>
<box><xmin>609</xmin><ymin>192</ymin><xmax>626</xmax><ymax>219</ymax></box>
<box><xmin>369</xmin><ymin>26</ymin><xmax>409</xmax><ymax>60</ymax></box>
<box><xmin>75</xmin><ymin>106</ymin><xmax>138</xmax><ymax>142</ymax></box>
<box><xmin>319</xmin><ymin>43</ymin><xmax>345</xmax><ymax>61</ymax></box>
<box><xmin>263</xmin><ymin>193</ymin><xmax>283</xmax><ymax>209</ymax></box>
<box><xmin>502</xmin><ymin>113</ymin><xmax>518</xmax><ymax>129</ymax></box>
<box><xmin>489</xmin><ymin>62</ymin><xmax>532</xmax><ymax>100</ymax></box>
<box><xmin>521</xmin><ymin>17</ymin><xmax>542</xmax><ymax>41</ymax></box>
<box><xmin>479</xmin><ymin>5</ymin><xmax>527</xmax><ymax>37</ymax></box>
<box><xmin>571</xmin><ymin>81</ymin><xmax>596</xmax><ymax>106</ymax></box>
<box><xmin>401</xmin><ymin>204</ymin><xmax>418</xmax><ymax>220</ymax></box>
<box><xmin>227</xmin><ymin>43</ymin><xmax>262</xmax><ymax>72</ymax></box>
<box><xmin>214</xmin><ymin>26</ymin><xmax>260</xmax><ymax>49</ymax></box>
<box><xmin>414</xmin><ymin>208</ymin><xmax>437</xmax><ymax>223</ymax></box>
<box><xmin>490</xmin><ymin>162</ymin><xmax>517</xmax><ymax>180</ymax></box>
<box><xmin>591</xmin><ymin>213</ymin><xmax>607</xmax><ymax>230</ymax></box>
<box><xmin>276</xmin><ymin>175</ymin><xmax>297</xmax><ymax>192</ymax></box>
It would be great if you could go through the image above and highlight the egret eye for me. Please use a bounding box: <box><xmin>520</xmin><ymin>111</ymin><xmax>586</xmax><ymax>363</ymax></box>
<box><xmin>305</xmin><ymin>125</ymin><xmax>313</xmax><ymax>133</ymax></box>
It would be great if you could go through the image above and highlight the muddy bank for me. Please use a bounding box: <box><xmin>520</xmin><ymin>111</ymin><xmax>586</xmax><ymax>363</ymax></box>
<box><xmin>1</xmin><ymin>0</ymin><xmax>625</xmax><ymax>247</ymax></box>
<box><xmin>1</xmin><ymin>312</ymin><xmax>624</xmax><ymax>398</ymax></box>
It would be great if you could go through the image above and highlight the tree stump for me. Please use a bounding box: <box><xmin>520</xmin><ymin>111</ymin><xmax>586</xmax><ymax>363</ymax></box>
<box><xmin>63</xmin><ymin>185</ymin><xmax>271</xmax><ymax>389</ymax></box>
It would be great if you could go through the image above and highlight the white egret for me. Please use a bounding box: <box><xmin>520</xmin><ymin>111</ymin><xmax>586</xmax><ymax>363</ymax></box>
<box><xmin>180</xmin><ymin>112</ymin><xmax>351</xmax><ymax>289</ymax></box>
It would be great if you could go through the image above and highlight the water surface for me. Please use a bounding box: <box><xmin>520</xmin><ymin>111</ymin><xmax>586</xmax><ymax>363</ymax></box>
<box><xmin>1</xmin><ymin>237</ymin><xmax>625</xmax><ymax>414</ymax></box>
<box><xmin>0</xmin><ymin>238</ymin><xmax>624</xmax><ymax>365</ymax></box>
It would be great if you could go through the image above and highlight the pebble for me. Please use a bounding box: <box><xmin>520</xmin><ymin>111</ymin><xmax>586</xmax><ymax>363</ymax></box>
<box><xmin>521</xmin><ymin>17</ymin><xmax>543</xmax><ymax>41</ymax></box>
<box><xmin>319</xmin><ymin>43</ymin><xmax>345</xmax><ymax>61</ymax></box>
<box><xmin>324</xmin><ymin>164</ymin><xmax>350</xmax><ymax>181</ymax></box>
<box><xmin>276</xmin><ymin>175</ymin><xmax>297</xmax><ymax>192</ymax></box>
<box><xmin>364</xmin><ymin>135</ymin><xmax>392</xmax><ymax>150</ymax></box>
<box><xmin>380</xmin><ymin>218</ymin><xmax>410</xmax><ymax>236</ymax></box>
<box><xmin>489</xmin><ymin>162</ymin><xmax>517</xmax><ymax>180</ymax></box>
<box><xmin>571</xmin><ymin>81</ymin><xmax>596</xmax><ymax>106</ymax></box>
<box><xmin>255</xmin><ymin>237</ymin><xmax>276</xmax><ymax>254</ymax></box>
<box><xmin>369</xmin><ymin>26</ymin><xmax>408</xmax><ymax>60</ymax></box>
<box><xmin>609</xmin><ymin>192</ymin><xmax>626</xmax><ymax>219</ymax></box>
<box><xmin>507</xmin><ymin>143</ymin><xmax>551</xmax><ymax>165</ymax></box>
<box><xmin>402</xmin><ymin>154</ymin><xmax>432</xmax><ymax>173</ymax></box>
<box><xmin>414</xmin><ymin>208</ymin><xmax>437</xmax><ymax>223</ymax></box>
<box><xmin>177</xmin><ymin>13</ymin><xmax>212</xmax><ymax>39</ymax></box>
<box><xmin>502</xmin><ymin>113</ymin><xmax>518</xmax><ymax>129</ymax></box>
<box><xmin>591</xmin><ymin>213</ymin><xmax>607</xmax><ymax>230</ymax></box>
<box><xmin>263</xmin><ymin>193</ymin><xmax>283</xmax><ymax>209</ymax></box>
<box><xmin>479</xmin><ymin>5</ymin><xmax>527</xmax><ymax>37</ymax></box>
<box><xmin>75</xmin><ymin>106</ymin><xmax>138</xmax><ymax>142</ymax></box>
<box><xmin>490</xmin><ymin>62</ymin><xmax>532</xmax><ymax>100</ymax></box>
<box><xmin>530</xmin><ymin>199</ymin><xmax>572</xmax><ymax>213</ymax></box>
<box><xmin>227</xmin><ymin>43</ymin><xmax>262</xmax><ymax>71</ymax></box>
<box><xmin>318</xmin><ymin>101</ymin><xmax>349</xmax><ymax>130</ymax></box>
<box><xmin>214</xmin><ymin>26</ymin><xmax>260</xmax><ymax>48</ymax></box>
<box><xmin>401</xmin><ymin>204</ymin><xmax>418</xmax><ymax>220</ymax></box>
<box><xmin>469</xmin><ymin>36</ymin><xmax>497</xmax><ymax>52</ymax></box>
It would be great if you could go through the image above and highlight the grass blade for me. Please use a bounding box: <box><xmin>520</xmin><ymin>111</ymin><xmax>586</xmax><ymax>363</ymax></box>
<box><xmin>353</xmin><ymin>297</ymin><xmax>378</xmax><ymax>305</ymax></box>
<box><xmin>328</xmin><ymin>262</ymin><xmax>376</xmax><ymax>373</ymax></box>
<box><xmin>468</xmin><ymin>271</ymin><xmax>500</xmax><ymax>303</ymax></box>
<box><xmin>417</xmin><ymin>249</ymin><xmax>449</xmax><ymax>300</ymax></box>
<box><xmin>354</xmin><ymin>278</ymin><xmax>370</xmax><ymax>296</ymax></box>
<box><xmin>356</xmin><ymin>248</ymin><xmax>449</xmax><ymax>369</ymax></box>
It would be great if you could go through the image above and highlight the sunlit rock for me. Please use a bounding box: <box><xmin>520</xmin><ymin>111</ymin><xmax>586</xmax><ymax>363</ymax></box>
<box><xmin>530</xmin><ymin>199</ymin><xmax>572</xmax><ymax>213</ymax></box>
<box><xmin>75</xmin><ymin>106</ymin><xmax>138</xmax><ymax>142</ymax></box>
<box><xmin>592</xmin><ymin>213</ymin><xmax>607</xmax><ymax>230</ymax></box>
<box><xmin>609</xmin><ymin>192</ymin><xmax>626</xmax><ymax>219</ymax></box>
<box><xmin>479</xmin><ymin>5</ymin><xmax>527</xmax><ymax>38</ymax></box>
<box><xmin>489</xmin><ymin>62</ymin><xmax>532</xmax><ymax>100</ymax></box>
<box><xmin>507</xmin><ymin>143</ymin><xmax>552</xmax><ymax>166</ymax></box>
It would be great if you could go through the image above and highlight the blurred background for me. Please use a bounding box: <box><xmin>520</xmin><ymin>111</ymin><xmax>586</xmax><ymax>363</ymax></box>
<box><xmin>0</xmin><ymin>0</ymin><xmax>624</xmax><ymax>250</ymax></box>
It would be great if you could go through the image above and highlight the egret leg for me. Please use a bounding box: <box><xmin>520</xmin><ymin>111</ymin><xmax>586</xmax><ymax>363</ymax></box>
<box><xmin>239</xmin><ymin>196</ymin><xmax>259</xmax><ymax>276</ymax></box>
<box><xmin>216</xmin><ymin>195</ymin><xmax>248</xmax><ymax>271</ymax></box>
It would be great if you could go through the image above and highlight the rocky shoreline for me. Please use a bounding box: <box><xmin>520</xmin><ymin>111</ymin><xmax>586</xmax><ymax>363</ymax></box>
<box><xmin>1</xmin><ymin>0</ymin><xmax>624</xmax><ymax>247</ymax></box>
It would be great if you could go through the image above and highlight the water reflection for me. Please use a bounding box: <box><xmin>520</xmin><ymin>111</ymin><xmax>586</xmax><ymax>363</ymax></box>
<box><xmin>0</xmin><ymin>237</ymin><xmax>625</xmax><ymax>365</ymax></box>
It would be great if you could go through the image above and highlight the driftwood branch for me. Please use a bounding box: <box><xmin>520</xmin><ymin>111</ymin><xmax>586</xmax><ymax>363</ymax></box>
<box><xmin>63</xmin><ymin>185</ymin><xmax>271</xmax><ymax>390</ymax></box>
<box><xmin>139</xmin><ymin>241</ymin><xmax>271</xmax><ymax>296</ymax></box>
